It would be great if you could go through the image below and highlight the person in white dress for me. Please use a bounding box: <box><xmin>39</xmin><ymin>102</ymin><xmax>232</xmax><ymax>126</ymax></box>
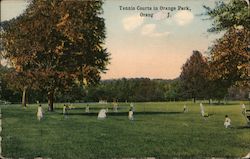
<box><xmin>85</xmin><ymin>105</ymin><xmax>89</xmax><ymax>113</ymax></box>
<box><xmin>183</xmin><ymin>105</ymin><xmax>188</xmax><ymax>113</ymax></box>
<box><xmin>241</xmin><ymin>104</ymin><xmax>246</xmax><ymax>115</ymax></box>
<box><xmin>200</xmin><ymin>103</ymin><xmax>205</xmax><ymax>116</ymax></box>
<box><xmin>37</xmin><ymin>104</ymin><xmax>43</xmax><ymax>121</ymax></box>
<box><xmin>224</xmin><ymin>115</ymin><xmax>231</xmax><ymax>128</ymax></box>
<box><xmin>130</xmin><ymin>103</ymin><xmax>135</xmax><ymax>112</ymax></box>
<box><xmin>128</xmin><ymin>108</ymin><xmax>134</xmax><ymax>120</ymax></box>
<box><xmin>200</xmin><ymin>103</ymin><xmax>209</xmax><ymax>117</ymax></box>
<box><xmin>98</xmin><ymin>109</ymin><xmax>107</xmax><ymax>119</ymax></box>
<box><xmin>63</xmin><ymin>104</ymin><xmax>68</xmax><ymax>118</ymax></box>
<box><xmin>63</xmin><ymin>104</ymin><xmax>66</xmax><ymax>115</ymax></box>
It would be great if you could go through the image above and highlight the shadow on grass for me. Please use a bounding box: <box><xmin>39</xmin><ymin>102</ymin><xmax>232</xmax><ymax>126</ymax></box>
<box><xmin>235</xmin><ymin>125</ymin><xmax>250</xmax><ymax>129</ymax></box>
<box><xmin>54</xmin><ymin>107</ymin><xmax>128</xmax><ymax>111</ymax></box>
<box><xmin>207</xmin><ymin>102</ymin><xmax>241</xmax><ymax>106</ymax></box>
<box><xmin>57</xmin><ymin>111</ymin><xmax>182</xmax><ymax>116</ymax></box>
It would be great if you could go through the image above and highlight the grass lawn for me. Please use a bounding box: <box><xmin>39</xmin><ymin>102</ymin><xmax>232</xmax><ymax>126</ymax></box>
<box><xmin>1</xmin><ymin>101</ymin><xmax>250</xmax><ymax>158</ymax></box>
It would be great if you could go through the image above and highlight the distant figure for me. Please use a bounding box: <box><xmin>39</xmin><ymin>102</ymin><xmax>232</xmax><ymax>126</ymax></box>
<box><xmin>128</xmin><ymin>108</ymin><xmax>134</xmax><ymax>120</ymax></box>
<box><xmin>63</xmin><ymin>104</ymin><xmax>68</xmax><ymax>116</ymax></box>
<box><xmin>242</xmin><ymin>104</ymin><xmax>246</xmax><ymax>115</ymax></box>
<box><xmin>130</xmin><ymin>102</ymin><xmax>134</xmax><ymax>107</ymax></box>
<box><xmin>37</xmin><ymin>104</ymin><xmax>43</xmax><ymax>121</ymax></box>
<box><xmin>224</xmin><ymin>115</ymin><xmax>231</xmax><ymax>128</ymax></box>
<box><xmin>98</xmin><ymin>109</ymin><xmax>108</xmax><ymax>119</ymax></box>
<box><xmin>69</xmin><ymin>103</ymin><xmax>75</xmax><ymax>109</ymax></box>
<box><xmin>63</xmin><ymin>104</ymin><xmax>66</xmax><ymax>114</ymax></box>
<box><xmin>200</xmin><ymin>103</ymin><xmax>208</xmax><ymax>117</ymax></box>
<box><xmin>200</xmin><ymin>103</ymin><xmax>205</xmax><ymax>116</ymax></box>
<box><xmin>183</xmin><ymin>105</ymin><xmax>188</xmax><ymax>113</ymax></box>
<box><xmin>85</xmin><ymin>105</ymin><xmax>89</xmax><ymax>113</ymax></box>
<box><xmin>130</xmin><ymin>103</ymin><xmax>135</xmax><ymax>112</ymax></box>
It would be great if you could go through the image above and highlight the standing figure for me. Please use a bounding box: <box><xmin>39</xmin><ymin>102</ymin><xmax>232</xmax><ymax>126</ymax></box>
<box><xmin>200</xmin><ymin>103</ymin><xmax>208</xmax><ymax>117</ymax></box>
<box><xmin>128</xmin><ymin>108</ymin><xmax>134</xmax><ymax>120</ymax></box>
<box><xmin>85</xmin><ymin>104</ymin><xmax>90</xmax><ymax>113</ymax></box>
<box><xmin>183</xmin><ymin>105</ymin><xmax>188</xmax><ymax>113</ymax></box>
<box><xmin>63</xmin><ymin>104</ymin><xmax>66</xmax><ymax>114</ymax></box>
<box><xmin>37</xmin><ymin>104</ymin><xmax>43</xmax><ymax>121</ymax></box>
<box><xmin>200</xmin><ymin>103</ymin><xmax>205</xmax><ymax>116</ymax></box>
<box><xmin>224</xmin><ymin>115</ymin><xmax>231</xmax><ymax>128</ymax></box>
<box><xmin>63</xmin><ymin>104</ymin><xmax>66</xmax><ymax>116</ymax></box>
<box><xmin>241</xmin><ymin>104</ymin><xmax>246</xmax><ymax>115</ymax></box>
<box><xmin>130</xmin><ymin>103</ymin><xmax>135</xmax><ymax>112</ymax></box>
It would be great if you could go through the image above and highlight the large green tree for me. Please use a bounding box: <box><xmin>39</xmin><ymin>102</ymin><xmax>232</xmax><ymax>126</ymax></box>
<box><xmin>180</xmin><ymin>51</ymin><xmax>209</xmax><ymax>103</ymax></box>
<box><xmin>208</xmin><ymin>28</ymin><xmax>250</xmax><ymax>86</ymax></box>
<box><xmin>204</xmin><ymin>0</ymin><xmax>249</xmax><ymax>32</ymax></box>
<box><xmin>205</xmin><ymin>0</ymin><xmax>250</xmax><ymax>88</ymax></box>
<box><xmin>1</xmin><ymin>0</ymin><xmax>109</xmax><ymax>110</ymax></box>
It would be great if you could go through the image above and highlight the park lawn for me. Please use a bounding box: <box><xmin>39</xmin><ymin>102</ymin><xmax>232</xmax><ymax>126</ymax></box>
<box><xmin>1</xmin><ymin>101</ymin><xmax>250</xmax><ymax>159</ymax></box>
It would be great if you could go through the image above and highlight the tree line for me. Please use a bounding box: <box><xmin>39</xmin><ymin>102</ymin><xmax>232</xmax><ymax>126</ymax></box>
<box><xmin>0</xmin><ymin>68</ymin><xmax>249</xmax><ymax>104</ymax></box>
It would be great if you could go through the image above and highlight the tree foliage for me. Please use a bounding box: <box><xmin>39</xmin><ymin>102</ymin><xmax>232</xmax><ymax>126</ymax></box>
<box><xmin>205</xmin><ymin>0</ymin><xmax>250</xmax><ymax>88</ymax></box>
<box><xmin>180</xmin><ymin>51</ymin><xmax>209</xmax><ymax>102</ymax></box>
<box><xmin>204</xmin><ymin>0</ymin><xmax>249</xmax><ymax>32</ymax></box>
<box><xmin>1</xmin><ymin>0</ymin><xmax>109</xmax><ymax>110</ymax></box>
<box><xmin>85</xmin><ymin>78</ymin><xmax>180</xmax><ymax>102</ymax></box>
<box><xmin>0</xmin><ymin>65</ymin><xmax>20</xmax><ymax>103</ymax></box>
<box><xmin>209</xmin><ymin>28</ymin><xmax>250</xmax><ymax>86</ymax></box>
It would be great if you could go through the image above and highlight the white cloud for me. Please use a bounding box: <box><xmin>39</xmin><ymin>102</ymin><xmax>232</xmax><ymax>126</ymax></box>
<box><xmin>174</xmin><ymin>10</ymin><xmax>194</xmax><ymax>26</ymax></box>
<box><xmin>122</xmin><ymin>15</ymin><xmax>144</xmax><ymax>31</ymax></box>
<box><xmin>141</xmin><ymin>24</ymin><xmax>170</xmax><ymax>37</ymax></box>
<box><xmin>153</xmin><ymin>11</ymin><xmax>169</xmax><ymax>20</ymax></box>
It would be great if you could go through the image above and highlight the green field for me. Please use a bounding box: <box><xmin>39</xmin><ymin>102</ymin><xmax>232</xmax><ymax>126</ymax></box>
<box><xmin>1</xmin><ymin>101</ymin><xmax>250</xmax><ymax>159</ymax></box>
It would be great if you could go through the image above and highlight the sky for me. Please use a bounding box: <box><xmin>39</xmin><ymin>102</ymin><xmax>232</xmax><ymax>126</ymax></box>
<box><xmin>1</xmin><ymin>0</ymin><xmax>223</xmax><ymax>80</ymax></box>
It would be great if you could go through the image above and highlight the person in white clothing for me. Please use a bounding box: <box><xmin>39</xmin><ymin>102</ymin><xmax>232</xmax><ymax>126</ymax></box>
<box><xmin>128</xmin><ymin>108</ymin><xmax>134</xmax><ymax>120</ymax></box>
<box><xmin>85</xmin><ymin>104</ymin><xmax>89</xmax><ymax>113</ymax></box>
<box><xmin>200</xmin><ymin>103</ymin><xmax>205</xmax><ymax>116</ymax></box>
<box><xmin>130</xmin><ymin>103</ymin><xmax>135</xmax><ymax>112</ymax></box>
<box><xmin>63</xmin><ymin>104</ymin><xmax>66</xmax><ymax>115</ymax></box>
<box><xmin>241</xmin><ymin>104</ymin><xmax>246</xmax><ymax>115</ymax></box>
<box><xmin>183</xmin><ymin>105</ymin><xmax>188</xmax><ymax>113</ymax></box>
<box><xmin>63</xmin><ymin>104</ymin><xmax>69</xmax><ymax>118</ymax></box>
<box><xmin>98</xmin><ymin>109</ymin><xmax>107</xmax><ymax>119</ymax></box>
<box><xmin>37</xmin><ymin>104</ymin><xmax>43</xmax><ymax>121</ymax></box>
<box><xmin>224</xmin><ymin>115</ymin><xmax>231</xmax><ymax>128</ymax></box>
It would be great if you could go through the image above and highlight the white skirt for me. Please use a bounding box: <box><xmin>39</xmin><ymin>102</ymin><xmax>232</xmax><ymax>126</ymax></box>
<box><xmin>128</xmin><ymin>111</ymin><xmax>133</xmax><ymax>120</ymax></box>
<box><xmin>224</xmin><ymin>121</ymin><xmax>230</xmax><ymax>128</ymax></box>
<box><xmin>37</xmin><ymin>108</ymin><xmax>43</xmax><ymax>118</ymax></box>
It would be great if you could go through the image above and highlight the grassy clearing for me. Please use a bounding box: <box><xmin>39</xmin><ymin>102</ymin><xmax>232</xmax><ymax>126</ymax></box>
<box><xmin>1</xmin><ymin>101</ymin><xmax>250</xmax><ymax>158</ymax></box>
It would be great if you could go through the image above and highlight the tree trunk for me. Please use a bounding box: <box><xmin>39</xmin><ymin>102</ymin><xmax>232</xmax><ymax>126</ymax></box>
<box><xmin>193</xmin><ymin>97</ymin><xmax>196</xmax><ymax>103</ymax></box>
<box><xmin>22</xmin><ymin>87</ymin><xmax>27</xmax><ymax>107</ymax></box>
<box><xmin>48</xmin><ymin>90</ymin><xmax>54</xmax><ymax>111</ymax></box>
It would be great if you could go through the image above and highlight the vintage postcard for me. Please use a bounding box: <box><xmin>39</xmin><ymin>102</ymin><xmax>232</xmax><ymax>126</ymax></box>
<box><xmin>0</xmin><ymin>0</ymin><xmax>249</xmax><ymax>158</ymax></box>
